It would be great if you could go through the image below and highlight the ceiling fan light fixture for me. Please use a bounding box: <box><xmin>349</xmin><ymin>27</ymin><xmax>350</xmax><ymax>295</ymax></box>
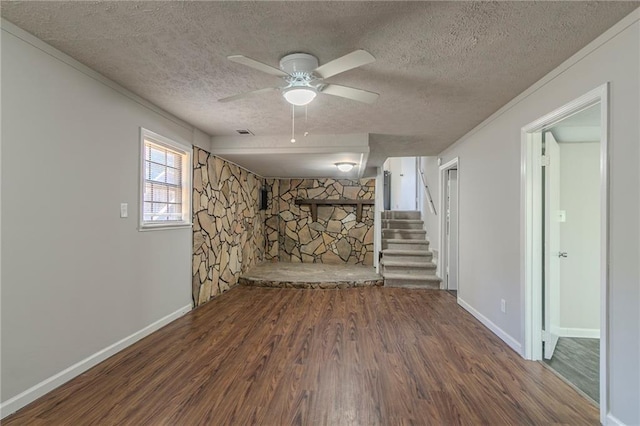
<box><xmin>335</xmin><ymin>162</ymin><xmax>356</xmax><ymax>172</ymax></box>
<box><xmin>283</xmin><ymin>87</ymin><xmax>317</xmax><ymax>106</ymax></box>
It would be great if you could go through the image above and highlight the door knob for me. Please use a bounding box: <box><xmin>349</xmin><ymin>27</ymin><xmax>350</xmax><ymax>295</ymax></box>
<box><xmin>558</xmin><ymin>252</ymin><xmax>568</xmax><ymax>258</ymax></box>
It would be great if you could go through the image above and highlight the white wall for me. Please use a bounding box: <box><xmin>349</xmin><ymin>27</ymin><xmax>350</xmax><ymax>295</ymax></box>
<box><xmin>1</xmin><ymin>22</ymin><xmax>203</xmax><ymax>414</ymax></box>
<box><xmin>438</xmin><ymin>11</ymin><xmax>639</xmax><ymax>424</ymax></box>
<box><xmin>386</xmin><ymin>157</ymin><xmax>417</xmax><ymax>210</ymax></box>
<box><xmin>558</xmin><ymin>142</ymin><xmax>600</xmax><ymax>334</ymax></box>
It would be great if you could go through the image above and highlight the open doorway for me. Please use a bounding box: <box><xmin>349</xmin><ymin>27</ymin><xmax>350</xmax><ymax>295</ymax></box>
<box><xmin>542</xmin><ymin>105</ymin><xmax>602</xmax><ymax>403</ymax></box>
<box><xmin>522</xmin><ymin>84</ymin><xmax>608</xmax><ymax>422</ymax></box>
<box><xmin>383</xmin><ymin>157</ymin><xmax>418</xmax><ymax>211</ymax></box>
<box><xmin>439</xmin><ymin>158</ymin><xmax>459</xmax><ymax>293</ymax></box>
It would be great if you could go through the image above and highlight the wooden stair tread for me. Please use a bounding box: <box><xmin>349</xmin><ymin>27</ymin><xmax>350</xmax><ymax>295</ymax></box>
<box><xmin>383</xmin><ymin>273</ymin><xmax>442</xmax><ymax>281</ymax></box>
<box><xmin>381</xmin><ymin>260</ymin><xmax>436</xmax><ymax>268</ymax></box>
<box><xmin>382</xmin><ymin>229</ymin><xmax>426</xmax><ymax>233</ymax></box>
<box><xmin>382</xmin><ymin>249</ymin><xmax>432</xmax><ymax>256</ymax></box>
<box><xmin>383</xmin><ymin>239</ymin><xmax>430</xmax><ymax>244</ymax></box>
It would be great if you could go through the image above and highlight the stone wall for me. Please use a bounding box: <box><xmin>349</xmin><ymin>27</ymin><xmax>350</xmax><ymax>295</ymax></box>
<box><xmin>264</xmin><ymin>178</ymin><xmax>280</xmax><ymax>262</ymax></box>
<box><xmin>269</xmin><ymin>178</ymin><xmax>375</xmax><ymax>265</ymax></box>
<box><xmin>192</xmin><ymin>148</ymin><xmax>265</xmax><ymax>306</ymax></box>
<box><xmin>192</xmin><ymin>158</ymin><xmax>376</xmax><ymax>307</ymax></box>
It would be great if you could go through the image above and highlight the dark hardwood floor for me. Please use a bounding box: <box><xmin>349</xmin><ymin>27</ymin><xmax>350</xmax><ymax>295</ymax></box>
<box><xmin>543</xmin><ymin>337</ymin><xmax>600</xmax><ymax>402</ymax></box>
<box><xmin>5</xmin><ymin>287</ymin><xmax>598</xmax><ymax>425</ymax></box>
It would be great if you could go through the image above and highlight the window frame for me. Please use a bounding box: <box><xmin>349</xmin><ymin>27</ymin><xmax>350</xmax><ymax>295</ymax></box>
<box><xmin>139</xmin><ymin>127</ymin><xmax>193</xmax><ymax>231</ymax></box>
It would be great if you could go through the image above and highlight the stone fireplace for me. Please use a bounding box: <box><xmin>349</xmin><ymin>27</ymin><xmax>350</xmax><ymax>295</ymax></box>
<box><xmin>192</xmin><ymin>147</ymin><xmax>376</xmax><ymax>307</ymax></box>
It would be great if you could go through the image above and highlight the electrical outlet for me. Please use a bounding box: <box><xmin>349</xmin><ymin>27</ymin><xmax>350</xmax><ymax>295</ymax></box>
<box><xmin>120</xmin><ymin>203</ymin><xmax>128</xmax><ymax>218</ymax></box>
<box><xmin>500</xmin><ymin>299</ymin><xmax>506</xmax><ymax>313</ymax></box>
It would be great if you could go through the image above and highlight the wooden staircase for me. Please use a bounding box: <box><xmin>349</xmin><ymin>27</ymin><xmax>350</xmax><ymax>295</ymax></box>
<box><xmin>381</xmin><ymin>211</ymin><xmax>441</xmax><ymax>289</ymax></box>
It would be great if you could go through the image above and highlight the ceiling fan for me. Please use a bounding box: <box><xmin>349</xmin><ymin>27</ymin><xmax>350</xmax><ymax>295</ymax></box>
<box><xmin>219</xmin><ymin>50</ymin><xmax>379</xmax><ymax>106</ymax></box>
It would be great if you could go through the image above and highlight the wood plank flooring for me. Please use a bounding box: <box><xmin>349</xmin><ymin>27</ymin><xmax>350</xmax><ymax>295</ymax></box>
<box><xmin>543</xmin><ymin>337</ymin><xmax>600</xmax><ymax>402</ymax></box>
<box><xmin>5</xmin><ymin>287</ymin><xmax>598</xmax><ymax>425</ymax></box>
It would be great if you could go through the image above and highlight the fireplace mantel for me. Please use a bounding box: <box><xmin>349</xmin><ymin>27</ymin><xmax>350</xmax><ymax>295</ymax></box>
<box><xmin>294</xmin><ymin>199</ymin><xmax>375</xmax><ymax>222</ymax></box>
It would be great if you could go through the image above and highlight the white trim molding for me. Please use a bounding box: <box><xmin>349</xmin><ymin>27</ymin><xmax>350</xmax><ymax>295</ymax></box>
<box><xmin>606</xmin><ymin>413</ymin><xmax>628</xmax><ymax>426</ymax></box>
<box><xmin>0</xmin><ymin>19</ymin><xmax>202</xmax><ymax>134</ymax></box>
<box><xmin>139</xmin><ymin>127</ymin><xmax>193</xmax><ymax>231</ymax></box>
<box><xmin>438</xmin><ymin>157</ymin><xmax>459</xmax><ymax>290</ymax></box>
<box><xmin>374</xmin><ymin>166</ymin><xmax>384</xmax><ymax>272</ymax></box>
<box><xmin>0</xmin><ymin>304</ymin><xmax>192</xmax><ymax>419</ymax></box>
<box><xmin>438</xmin><ymin>8</ymin><xmax>639</xmax><ymax>159</ymax></box>
<box><xmin>550</xmin><ymin>326</ymin><xmax>601</xmax><ymax>339</ymax></box>
<box><xmin>458</xmin><ymin>298</ymin><xmax>523</xmax><ymax>356</ymax></box>
<box><xmin>520</xmin><ymin>83</ymin><xmax>609</xmax><ymax>424</ymax></box>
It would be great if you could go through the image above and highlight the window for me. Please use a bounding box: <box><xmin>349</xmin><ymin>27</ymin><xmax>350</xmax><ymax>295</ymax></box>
<box><xmin>140</xmin><ymin>128</ymin><xmax>192</xmax><ymax>230</ymax></box>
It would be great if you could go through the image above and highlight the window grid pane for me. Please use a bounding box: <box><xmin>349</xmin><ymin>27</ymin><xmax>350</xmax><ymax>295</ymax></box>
<box><xmin>143</xmin><ymin>138</ymin><xmax>186</xmax><ymax>224</ymax></box>
<box><xmin>144</xmin><ymin>182</ymin><xmax>183</xmax><ymax>204</ymax></box>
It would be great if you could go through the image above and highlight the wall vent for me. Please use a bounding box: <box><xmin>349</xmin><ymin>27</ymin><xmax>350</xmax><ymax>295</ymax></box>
<box><xmin>235</xmin><ymin>129</ymin><xmax>254</xmax><ymax>135</ymax></box>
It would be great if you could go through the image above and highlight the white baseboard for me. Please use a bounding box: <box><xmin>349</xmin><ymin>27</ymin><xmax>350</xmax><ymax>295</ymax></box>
<box><xmin>551</xmin><ymin>325</ymin><xmax>600</xmax><ymax>339</ymax></box>
<box><xmin>457</xmin><ymin>298</ymin><xmax>523</xmax><ymax>356</ymax></box>
<box><xmin>0</xmin><ymin>304</ymin><xmax>192</xmax><ymax>419</ymax></box>
<box><xmin>606</xmin><ymin>413</ymin><xmax>627</xmax><ymax>426</ymax></box>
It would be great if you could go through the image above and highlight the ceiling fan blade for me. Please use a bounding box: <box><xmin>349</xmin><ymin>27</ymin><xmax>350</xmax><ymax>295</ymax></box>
<box><xmin>314</xmin><ymin>49</ymin><xmax>375</xmax><ymax>79</ymax></box>
<box><xmin>320</xmin><ymin>84</ymin><xmax>379</xmax><ymax>104</ymax></box>
<box><xmin>218</xmin><ymin>87</ymin><xmax>279</xmax><ymax>103</ymax></box>
<box><xmin>227</xmin><ymin>55</ymin><xmax>289</xmax><ymax>77</ymax></box>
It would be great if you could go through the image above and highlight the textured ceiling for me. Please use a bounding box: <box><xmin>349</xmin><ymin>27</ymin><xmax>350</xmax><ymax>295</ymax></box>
<box><xmin>1</xmin><ymin>1</ymin><xmax>637</xmax><ymax>175</ymax></box>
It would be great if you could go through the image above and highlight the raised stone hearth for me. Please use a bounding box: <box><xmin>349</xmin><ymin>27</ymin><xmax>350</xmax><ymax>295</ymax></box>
<box><xmin>239</xmin><ymin>262</ymin><xmax>383</xmax><ymax>289</ymax></box>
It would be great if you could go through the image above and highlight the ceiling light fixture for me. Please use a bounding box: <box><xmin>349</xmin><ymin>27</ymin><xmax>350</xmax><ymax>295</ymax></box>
<box><xmin>335</xmin><ymin>162</ymin><xmax>357</xmax><ymax>172</ymax></box>
<box><xmin>283</xmin><ymin>86</ymin><xmax>317</xmax><ymax>106</ymax></box>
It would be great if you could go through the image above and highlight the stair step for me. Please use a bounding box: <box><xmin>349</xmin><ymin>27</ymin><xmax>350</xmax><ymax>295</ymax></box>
<box><xmin>382</xmin><ymin>219</ymin><xmax>424</xmax><ymax>230</ymax></box>
<box><xmin>383</xmin><ymin>255</ymin><xmax>433</xmax><ymax>263</ymax></box>
<box><xmin>382</xmin><ymin>239</ymin><xmax>430</xmax><ymax>250</ymax></box>
<box><xmin>383</xmin><ymin>267</ymin><xmax>437</xmax><ymax>277</ymax></box>
<box><xmin>383</xmin><ymin>273</ymin><xmax>441</xmax><ymax>289</ymax></box>
<box><xmin>381</xmin><ymin>260</ymin><xmax>436</xmax><ymax>269</ymax></box>
<box><xmin>382</xmin><ymin>229</ymin><xmax>427</xmax><ymax>240</ymax></box>
<box><xmin>382</xmin><ymin>211</ymin><xmax>421</xmax><ymax>220</ymax></box>
<box><xmin>382</xmin><ymin>249</ymin><xmax>433</xmax><ymax>261</ymax></box>
<box><xmin>382</xmin><ymin>239</ymin><xmax>430</xmax><ymax>245</ymax></box>
<box><xmin>382</xmin><ymin>249</ymin><xmax>432</xmax><ymax>256</ymax></box>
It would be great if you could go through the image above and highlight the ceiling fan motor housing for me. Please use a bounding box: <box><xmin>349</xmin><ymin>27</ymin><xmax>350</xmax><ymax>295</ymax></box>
<box><xmin>279</xmin><ymin>53</ymin><xmax>319</xmax><ymax>76</ymax></box>
<box><xmin>220</xmin><ymin>50</ymin><xmax>378</xmax><ymax>104</ymax></box>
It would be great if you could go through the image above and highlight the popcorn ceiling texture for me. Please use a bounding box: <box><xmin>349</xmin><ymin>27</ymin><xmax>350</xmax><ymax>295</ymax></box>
<box><xmin>2</xmin><ymin>1</ymin><xmax>636</xmax><ymax>160</ymax></box>
<box><xmin>192</xmin><ymin>148</ymin><xmax>376</xmax><ymax>307</ymax></box>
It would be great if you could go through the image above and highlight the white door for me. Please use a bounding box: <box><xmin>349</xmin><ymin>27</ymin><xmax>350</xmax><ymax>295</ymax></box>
<box><xmin>446</xmin><ymin>169</ymin><xmax>459</xmax><ymax>290</ymax></box>
<box><xmin>543</xmin><ymin>132</ymin><xmax>561</xmax><ymax>359</ymax></box>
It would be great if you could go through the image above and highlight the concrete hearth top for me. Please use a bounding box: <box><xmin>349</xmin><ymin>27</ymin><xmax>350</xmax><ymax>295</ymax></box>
<box><xmin>239</xmin><ymin>262</ymin><xmax>382</xmax><ymax>289</ymax></box>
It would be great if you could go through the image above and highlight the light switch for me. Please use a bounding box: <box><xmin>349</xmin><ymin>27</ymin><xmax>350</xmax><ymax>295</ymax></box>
<box><xmin>120</xmin><ymin>203</ymin><xmax>128</xmax><ymax>218</ymax></box>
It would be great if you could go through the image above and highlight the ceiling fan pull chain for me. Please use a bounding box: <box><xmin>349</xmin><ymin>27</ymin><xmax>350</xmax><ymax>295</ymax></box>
<box><xmin>304</xmin><ymin>105</ymin><xmax>309</xmax><ymax>137</ymax></box>
<box><xmin>290</xmin><ymin>105</ymin><xmax>296</xmax><ymax>143</ymax></box>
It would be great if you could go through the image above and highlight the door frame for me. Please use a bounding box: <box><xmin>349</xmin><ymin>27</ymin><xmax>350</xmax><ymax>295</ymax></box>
<box><xmin>520</xmin><ymin>83</ymin><xmax>608</xmax><ymax>422</ymax></box>
<box><xmin>439</xmin><ymin>157</ymin><xmax>459</xmax><ymax>291</ymax></box>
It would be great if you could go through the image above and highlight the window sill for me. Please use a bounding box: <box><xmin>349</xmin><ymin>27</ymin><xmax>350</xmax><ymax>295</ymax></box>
<box><xmin>138</xmin><ymin>223</ymin><xmax>193</xmax><ymax>232</ymax></box>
